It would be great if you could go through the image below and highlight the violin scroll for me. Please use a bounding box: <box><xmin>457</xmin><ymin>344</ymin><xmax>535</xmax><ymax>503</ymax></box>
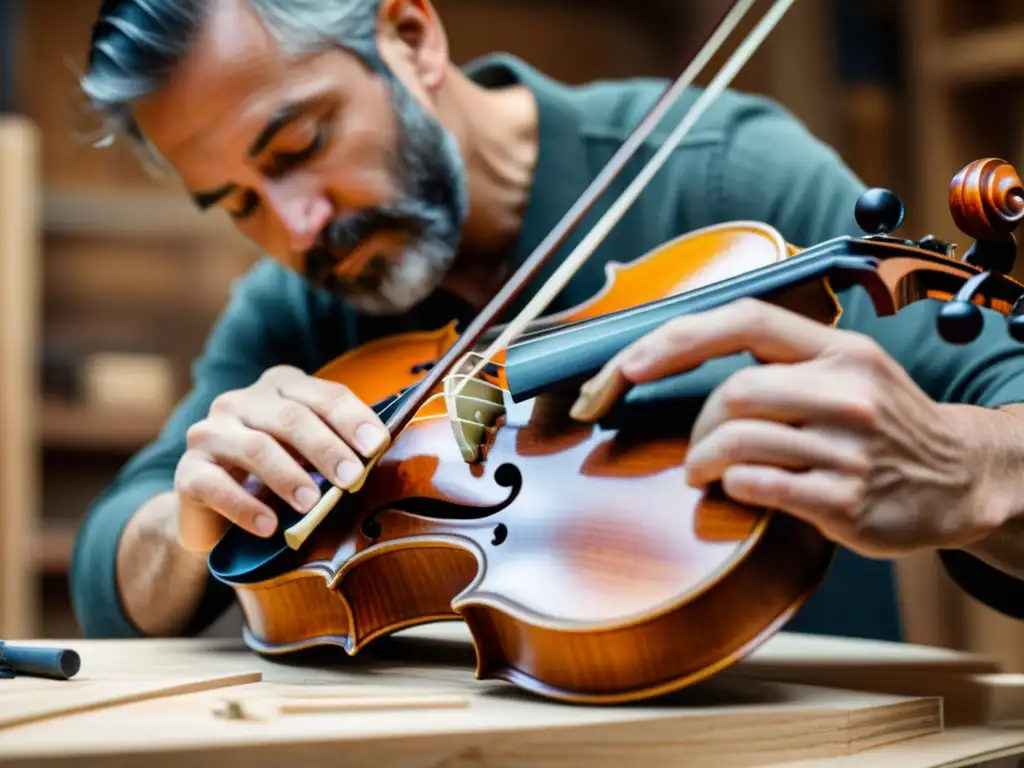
<box><xmin>949</xmin><ymin>158</ymin><xmax>1024</xmax><ymax>275</ymax></box>
<box><xmin>932</xmin><ymin>159</ymin><xmax>1024</xmax><ymax>344</ymax></box>
<box><xmin>950</xmin><ymin>158</ymin><xmax>1024</xmax><ymax>242</ymax></box>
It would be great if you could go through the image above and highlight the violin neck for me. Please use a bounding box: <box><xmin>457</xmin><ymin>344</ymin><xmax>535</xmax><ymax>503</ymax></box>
<box><xmin>503</xmin><ymin>237</ymin><xmax>885</xmax><ymax>402</ymax></box>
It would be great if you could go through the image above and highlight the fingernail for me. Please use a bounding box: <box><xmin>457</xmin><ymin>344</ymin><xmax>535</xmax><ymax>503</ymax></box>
<box><xmin>683</xmin><ymin>462</ymin><xmax>707</xmax><ymax>490</ymax></box>
<box><xmin>336</xmin><ymin>460</ymin><xmax>363</xmax><ymax>489</ymax></box>
<box><xmin>569</xmin><ymin>392</ymin><xmax>593</xmax><ymax>421</ymax></box>
<box><xmin>355</xmin><ymin>423</ymin><xmax>388</xmax><ymax>456</ymax></box>
<box><xmin>568</xmin><ymin>374</ymin><xmax>602</xmax><ymax>421</ymax></box>
<box><xmin>570</xmin><ymin>364</ymin><xmax>623</xmax><ymax>422</ymax></box>
<box><xmin>295</xmin><ymin>486</ymin><xmax>319</xmax><ymax>511</ymax></box>
<box><xmin>254</xmin><ymin>513</ymin><xmax>276</xmax><ymax>537</ymax></box>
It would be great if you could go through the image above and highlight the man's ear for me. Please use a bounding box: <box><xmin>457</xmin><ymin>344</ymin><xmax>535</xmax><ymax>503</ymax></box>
<box><xmin>377</xmin><ymin>0</ymin><xmax>448</xmax><ymax>92</ymax></box>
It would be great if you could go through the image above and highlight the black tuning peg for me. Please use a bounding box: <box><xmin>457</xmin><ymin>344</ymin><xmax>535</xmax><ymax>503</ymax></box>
<box><xmin>938</xmin><ymin>299</ymin><xmax>984</xmax><ymax>344</ymax></box>
<box><xmin>937</xmin><ymin>271</ymin><xmax>992</xmax><ymax>344</ymax></box>
<box><xmin>1008</xmin><ymin>297</ymin><xmax>1024</xmax><ymax>343</ymax></box>
<box><xmin>855</xmin><ymin>188</ymin><xmax>906</xmax><ymax>236</ymax></box>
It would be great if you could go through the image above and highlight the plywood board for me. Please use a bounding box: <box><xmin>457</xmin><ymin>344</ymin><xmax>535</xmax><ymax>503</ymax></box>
<box><xmin>0</xmin><ymin>674</ymin><xmax>940</xmax><ymax>767</ymax></box>
<box><xmin>11</xmin><ymin>627</ymin><xmax>1024</xmax><ymax>766</ymax></box>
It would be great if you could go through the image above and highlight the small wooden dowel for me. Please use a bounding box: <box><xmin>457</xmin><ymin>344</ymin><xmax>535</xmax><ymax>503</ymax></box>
<box><xmin>275</xmin><ymin>687</ymin><xmax>446</xmax><ymax>699</ymax></box>
<box><xmin>276</xmin><ymin>693</ymin><xmax>469</xmax><ymax>714</ymax></box>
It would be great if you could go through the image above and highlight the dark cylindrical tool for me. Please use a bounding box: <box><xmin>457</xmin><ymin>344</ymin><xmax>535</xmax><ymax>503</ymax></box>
<box><xmin>0</xmin><ymin>641</ymin><xmax>81</xmax><ymax>680</ymax></box>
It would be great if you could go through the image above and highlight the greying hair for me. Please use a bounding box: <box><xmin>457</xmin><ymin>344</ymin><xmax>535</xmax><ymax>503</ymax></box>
<box><xmin>82</xmin><ymin>0</ymin><xmax>471</xmax><ymax>316</ymax></box>
<box><xmin>82</xmin><ymin>0</ymin><xmax>385</xmax><ymax>154</ymax></box>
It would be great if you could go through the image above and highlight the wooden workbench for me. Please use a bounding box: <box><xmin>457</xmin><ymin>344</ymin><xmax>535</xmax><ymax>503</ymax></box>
<box><xmin>2</xmin><ymin>622</ymin><xmax>1024</xmax><ymax>767</ymax></box>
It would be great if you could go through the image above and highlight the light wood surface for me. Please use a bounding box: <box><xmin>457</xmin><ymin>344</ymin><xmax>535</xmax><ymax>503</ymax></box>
<box><xmin>2</xmin><ymin>623</ymin><xmax>1024</xmax><ymax>767</ymax></box>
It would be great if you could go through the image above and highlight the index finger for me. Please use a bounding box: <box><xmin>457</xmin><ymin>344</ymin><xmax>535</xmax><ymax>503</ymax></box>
<box><xmin>619</xmin><ymin>298</ymin><xmax>841</xmax><ymax>382</ymax></box>
<box><xmin>570</xmin><ymin>299</ymin><xmax>840</xmax><ymax>422</ymax></box>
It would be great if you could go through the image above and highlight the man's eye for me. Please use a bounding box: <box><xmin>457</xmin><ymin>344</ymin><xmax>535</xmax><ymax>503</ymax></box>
<box><xmin>274</xmin><ymin>121</ymin><xmax>328</xmax><ymax>171</ymax></box>
<box><xmin>228</xmin><ymin>190</ymin><xmax>260</xmax><ymax>220</ymax></box>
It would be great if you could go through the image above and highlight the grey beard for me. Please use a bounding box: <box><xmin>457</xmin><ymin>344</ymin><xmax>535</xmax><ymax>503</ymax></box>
<box><xmin>337</xmin><ymin>235</ymin><xmax>456</xmax><ymax>315</ymax></box>
<box><xmin>305</xmin><ymin>67</ymin><xmax>469</xmax><ymax>315</ymax></box>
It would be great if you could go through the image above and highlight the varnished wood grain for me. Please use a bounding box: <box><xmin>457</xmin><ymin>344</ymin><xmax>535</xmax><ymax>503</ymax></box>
<box><xmin>212</xmin><ymin>221</ymin><xmax>835</xmax><ymax>703</ymax></box>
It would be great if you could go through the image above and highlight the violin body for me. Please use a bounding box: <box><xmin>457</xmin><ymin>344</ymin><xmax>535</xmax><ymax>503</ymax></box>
<box><xmin>212</xmin><ymin>221</ymin><xmax>839</xmax><ymax>703</ymax></box>
<box><xmin>210</xmin><ymin>158</ymin><xmax>1024</xmax><ymax>704</ymax></box>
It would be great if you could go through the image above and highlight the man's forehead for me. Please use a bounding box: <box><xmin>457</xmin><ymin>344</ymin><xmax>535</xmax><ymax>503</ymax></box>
<box><xmin>132</xmin><ymin>0</ymin><xmax>292</xmax><ymax>166</ymax></box>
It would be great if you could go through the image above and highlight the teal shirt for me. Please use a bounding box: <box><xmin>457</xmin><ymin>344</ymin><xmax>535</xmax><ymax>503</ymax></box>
<box><xmin>70</xmin><ymin>54</ymin><xmax>1024</xmax><ymax>640</ymax></box>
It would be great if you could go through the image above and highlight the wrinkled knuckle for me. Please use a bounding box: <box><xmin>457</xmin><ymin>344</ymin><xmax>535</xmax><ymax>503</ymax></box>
<box><xmin>260</xmin><ymin>365</ymin><xmax>298</xmax><ymax>387</ymax></box>
<box><xmin>185</xmin><ymin>420</ymin><xmax>213</xmax><ymax>448</ymax></box>
<box><xmin>277</xmin><ymin>402</ymin><xmax>307</xmax><ymax>432</ymax></box>
<box><xmin>659</xmin><ymin>318</ymin><xmax>691</xmax><ymax>346</ymax></box>
<box><xmin>845</xmin><ymin>447</ymin><xmax>873</xmax><ymax>478</ymax></box>
<box><xmin>833</xmin><ymin>480</ymin><xmax>866</xmax><ymax>521</ymax></box>
<box><xmin>841</xmin><ymin>333</ymin><xmax>885</xmax><ymax>366</ymax></box>
<box><xmin>733</xmin><ymin>297</ymin><xmax>767</xmax><ymax>325</ymax></box>
<box><xmin>241</xmin><ymin>431</ymin><xmax>271</xmax><ymax>464</ymax></box>
<box><xmin>718</xmin><ymin>426</ymin><xmax>746</xmax><ymax>462</ymax></box>
<box><xmin>209</xmin><ymin>390</ymin><xmax>243</xmax><ymax>416</ymax></box>
<box><xmin>719</xmin><ymin>371</ymin><xmax>757</xmax><ymax>414</ymax></box>
<box><xmin>846</xmin><ymin>381</ymin><xmax>883</xmax><ymax>426</ymax></box>
<box><xmin>329</xmin><ymin>379</ymin><xmax>352</xmax><ymax>399</ymax></box>
<box><xmin>177</xmin><ymin>468</ymin><xmax>213</xmax><ymax>502</ymax></box>
<box><xmin>733</xmin><ymin>296</ymin><xmax>763</xmax><ymax>316</ymax></box>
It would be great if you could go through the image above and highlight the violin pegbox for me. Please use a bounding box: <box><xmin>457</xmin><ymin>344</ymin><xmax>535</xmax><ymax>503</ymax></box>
<box><xmin>940</xmin><ymin>159</ymin><xmax>1024</xmax><ymax>343</ymax></box>
<box><xmin>855</xmin><ymin>160</ymin><xmax>1024</xmax><ymax>345</ymax></box>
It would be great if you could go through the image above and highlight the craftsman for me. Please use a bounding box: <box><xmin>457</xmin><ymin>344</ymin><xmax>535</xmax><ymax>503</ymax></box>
<box><xmin>71</xmin><ymin>0</ymin><xmax>1024</xmax><ymax>643</ymax></box>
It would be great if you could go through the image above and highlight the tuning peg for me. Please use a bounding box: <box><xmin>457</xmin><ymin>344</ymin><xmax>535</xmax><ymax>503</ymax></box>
<box><xmin>937</xmin><ymin>271</ymin><xmax>994</xmax><ymax>344</ymax></box>
<box><xmin>1007</xmin><ymin>297</ymin><xmax>1024</xmax><ymax>342</ymax></box>
<box><xmin>1007</xmin><ymin>315</ymin><xmax>1024</xmax><ymax>343</ymax></box>
<box><xmin>855</xmin><ymin>188</ymin><xmax>905</xmax><ymax>235</ymax></box>
<box><xmin>938</xmin><ymin>299</ymin><xmax>984</xmax><ymax>344</ymax></box>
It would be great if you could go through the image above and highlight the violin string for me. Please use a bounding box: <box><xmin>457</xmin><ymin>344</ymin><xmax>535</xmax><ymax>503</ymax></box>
<box><xmin>374</xmin><ymin>0</ymin><xmax>759</xmax><ymax>442</ymax></box>
<box><xmin>452</xmin><ymin>0</ymin><xmax>798</xmax><ymax>395</ymax></box>
<box><xmin>460</xmin><ymin>351</ymin><xmax>506</xmax><ymax>369</ymax></box>
<box><xmin>408</xmin><ymin>413</ymin><xmax>490</xmax><ymax>428</ymax></box>
<box><xmin>504</xmin><ymin>234</ymin><xmax>820</xmax><ymax>348</ymax></box>
<box><xmin>376</xmin><ymin>388</ymin><xmax>501</xmax><ymax>422</ymax></box>
<box><xmin>441</xmin><ymin>374</ymin><xmax>503</xmax><ymax>392</ymax></box>
<box><xmin>279</xmin><ymin>0</ymin><xmax>794</xmax><ymax>550</ymax></box>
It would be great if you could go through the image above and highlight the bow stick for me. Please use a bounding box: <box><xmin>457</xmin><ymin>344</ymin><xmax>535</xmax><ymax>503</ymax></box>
<box><xmin>283</xmin><ymin>0</ymin><xmax>798</xmax><ymax>550</ymax></box>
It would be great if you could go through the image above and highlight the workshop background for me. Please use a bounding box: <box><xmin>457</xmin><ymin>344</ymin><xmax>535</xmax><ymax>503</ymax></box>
<box><xmin>2</xmin><ymin>0</ymin><xmax>1023</xmax><ymax>668</ymax></box>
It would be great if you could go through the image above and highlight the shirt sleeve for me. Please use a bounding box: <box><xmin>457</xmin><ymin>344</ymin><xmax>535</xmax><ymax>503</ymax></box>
<box><xmin>716</xmin><ymin>101</ymin><xmax>1024</xmax><ymax>620</ymax></box>
<box><xmin>69</xmin><ymin>258</ymin><xmax>326</xmax><ymax>638</ymax></box>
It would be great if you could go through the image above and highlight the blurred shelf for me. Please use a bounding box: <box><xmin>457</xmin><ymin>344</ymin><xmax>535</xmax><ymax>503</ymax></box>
<box><xmin>43</xmin><ymin>186</ymin><xmax>237</xmax><ymax>238</ymax></box>
<box><xmin>926</xmin><ymin>24</ymin><xmax>1024</xmax><ymax>85</ymax></box>
<box><xmin>34</xmin><ymin>520</ymin><xmax>76</xmax><ymax>574</ymax></box>
<box><xmin>40</xmin><ymin>398</ymin><xmax>167</xmax><ymax>451</ymax></box>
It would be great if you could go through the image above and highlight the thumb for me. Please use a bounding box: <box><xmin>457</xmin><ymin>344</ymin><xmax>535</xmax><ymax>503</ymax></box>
<box><xmin>176</xmin><ymin>498</ymin><xmax>231</xmax><ymax>554</ymax></box>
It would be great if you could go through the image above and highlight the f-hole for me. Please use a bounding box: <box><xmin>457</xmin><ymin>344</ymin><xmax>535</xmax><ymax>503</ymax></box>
<box><xmin>492</xmin><ymin>524</ymin><xmax>507</xmax><ymax>546</ymax></box>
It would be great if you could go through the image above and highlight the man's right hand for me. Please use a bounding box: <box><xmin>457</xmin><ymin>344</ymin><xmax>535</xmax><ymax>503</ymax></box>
<box><xmin>173</xmin><ymin>365</ymin><xmax>390</xmax><ymax>552</ymax></box>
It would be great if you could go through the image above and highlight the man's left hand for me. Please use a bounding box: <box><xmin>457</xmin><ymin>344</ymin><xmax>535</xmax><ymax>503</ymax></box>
<box><xmin>569</xmin><ymin>298</ymin><xmax>1005</xmax><ymax>558</ymax></box>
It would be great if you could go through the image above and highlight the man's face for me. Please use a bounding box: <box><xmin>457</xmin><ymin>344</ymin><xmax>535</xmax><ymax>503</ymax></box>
<box><xmin>132</xmin><ymin>0</ymin><xmax>468</xmax><ymax>314</ymax></box>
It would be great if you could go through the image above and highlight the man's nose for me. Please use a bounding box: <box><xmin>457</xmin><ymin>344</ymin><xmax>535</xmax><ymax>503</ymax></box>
<box><xmin>264</xmin><ymin>182</ymin><xmax>334</xmax><ymax>254</ymax></box>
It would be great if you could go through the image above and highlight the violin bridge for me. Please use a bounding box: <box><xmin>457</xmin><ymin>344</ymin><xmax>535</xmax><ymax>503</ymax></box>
<box><xmin>443</xmin><ymin>361</ymin><xmax>505</xmax><ymax>464</ymax></box>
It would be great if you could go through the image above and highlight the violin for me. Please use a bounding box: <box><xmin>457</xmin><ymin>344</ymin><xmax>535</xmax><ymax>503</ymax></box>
<box><xmin>206</xmin><ymin>0</ymin><xmax>1024</xmax><ymax>704</ymax></box>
